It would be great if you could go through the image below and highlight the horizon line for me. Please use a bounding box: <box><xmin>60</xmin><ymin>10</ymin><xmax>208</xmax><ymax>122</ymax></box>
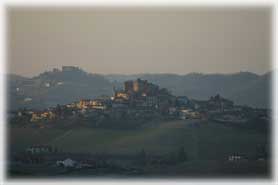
<box><xmin>8</xmin><ymin>69</ymin><xmax>272</xmax><ymax>78</ymax></box>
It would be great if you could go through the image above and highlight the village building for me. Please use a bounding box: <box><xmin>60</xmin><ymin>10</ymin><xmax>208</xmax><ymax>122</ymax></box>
<box><xmin>17</xmin><ymin>111</ymin><xmax>22</xmax><ymax>117</ymax></box>
<box><xmin>66</xmin><ymin>102</ymin><xmax>76</xmax><ymax>108</ymax></box>
<box><xmin>56</xmin><ymin>158</ymin><xmax>77</xmax><ymax>168</ymax></box>
<box><xmin>57</xmin><ymin>81</ymin><xmax>64</xmax><ymax>86</ymax></box>
<box><xmin>52</xmin><ymin>68</ymin><xmax>60</xmax><ymax>73</ymax></box>
<box><xmin>26</xmin><ymin>145</ymin><xmax>53</xmax><ymax>154</ymax></box>
<box><xmin>111</xmin><ymin>79</ymin><xmax>173</xmax><ymax>111</ymax></box>
<box><xmin>176</xmin><ymin>96</ymin><xmax>190</xmax><ymax>107</ymax></box>
<box><xmin>228</xmin><ymin>155</ymin><xmax>245</xmax><ymax>162</ymax></box>
<box><xmin>192</xmin><ymin>94</ymin><xmax>234</xmax><ymax>113</ymax></box>
<box><xmin>45</xmin><ymin>82</ymin><xmax>50</xmax><ymax>87</ymax></box>
<box><xmin>77</xmin><ymin>98</ymin><xmax>111</xmax><ymax>110</ymax></box>
<box><xmin>77</xmin><ymin>99</ymin><xmax>91</xmax><ymax>109</ymax></box>
<box><xmin>145</xmin><ymin>96</ymin><xmax>159</xmax><ymax>108</ymax></box>
<box><xmin>178</xmin><ymin>109</ymin><xmax>202</xmax><ymax>120</ymax></box>
<box><xmin>62</xmin><ymin>66</ymin><xmax>80</xmax><ymax>72</ymax></box>
<box><xmin>114</xmin><ymin>90</ymin><xmax>130</xmax><ymax>100</ymax></box>
<box><xmin>91</xmin><ymin>99</ymin><xmax>110</xmax><ymax>110</ymax></box>
<box><xmin>30</xmin><ymin>113</ymin><xmax>41</xmax><ymax>122</ymax></box>
<box><xmin>30</xmin><ymin>111</ymin><xmax>56</xmax><ymax>122</ymax></box>
<box><xmin>168</xmin><ymin>107</ymin><xmax>177</xmax><ymax>115</ymax></box>
<box><xmin>112</xmin><ymin>98</ymin><xmax>129</xmax><ymax>109</ymax></box>
<box><xmin>133</xmin><ymin>78</ymin><xmax>146</xmax><ymax>93</ymax></box>
<box><xmin>208</xmin><ymin>94</ymin><xmax>234</xmax><ymax>112</ymax></box>
<box><xmin>24</xmin><ymin>97</ymin><xmax>32</xmax><ymax>102</ymax></box>
<box><xmin>124</xmin><ymin>80</ymin><xmax>134</xmax><ymax>93</ymax></box>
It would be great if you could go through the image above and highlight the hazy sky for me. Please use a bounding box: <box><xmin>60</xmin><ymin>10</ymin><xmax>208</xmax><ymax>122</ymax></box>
<box><xmin>8</xmin><ymin>7</ymin><xmax>271</xmax><ymax>77</ymax></box>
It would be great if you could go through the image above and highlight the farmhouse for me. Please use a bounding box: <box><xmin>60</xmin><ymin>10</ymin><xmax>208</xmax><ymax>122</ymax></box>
<box><xmin>26</xmin><ymin>145</ymin><xmax>53</xmax><ymax>154</ymax></box>
<box><xmin>56</xmin><ymin>158</ymin><xmax>77</xmax><ymax>168</ymax></box>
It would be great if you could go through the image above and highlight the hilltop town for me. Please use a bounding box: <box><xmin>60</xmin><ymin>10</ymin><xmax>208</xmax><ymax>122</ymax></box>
<box><xmin>9</xmin><ymin>76</ymin><xmax>270</xmax><ymax>130</ymax></box>
<box><xmin>7</xmin><ymin>69</ymin><xmax>271</xmax><ymax>178</ymax></box>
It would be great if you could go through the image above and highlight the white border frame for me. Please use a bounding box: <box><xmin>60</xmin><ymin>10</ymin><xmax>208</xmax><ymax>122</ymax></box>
<box><xmin>0</xmin><ymin>1</ymin><xmax>277</xmax><ymax>185</ymax></box>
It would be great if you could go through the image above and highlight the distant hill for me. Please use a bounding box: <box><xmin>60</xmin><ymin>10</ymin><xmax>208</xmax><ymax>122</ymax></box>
<box><xmin>7</xmin><ymin>68</ymin><xmax>272</xmax><ymax>110</ymax></box>
<box><xmin>8</xmin><ymin>67</ymin><xmax>113</xmax><ymax>110</ymax></box>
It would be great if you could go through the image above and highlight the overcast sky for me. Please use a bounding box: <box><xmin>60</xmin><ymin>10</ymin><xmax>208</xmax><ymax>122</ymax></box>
<box><xmin>8</xmin><ymin>7</ymin><xmax>271</xmax><ymax>77</ymax></box>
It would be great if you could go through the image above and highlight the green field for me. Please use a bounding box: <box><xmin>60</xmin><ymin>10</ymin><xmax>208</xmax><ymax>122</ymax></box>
<box><xmin>8</xmin><ymin>119</ymin><xmax>268</xmax><ymax>161</ymax></box>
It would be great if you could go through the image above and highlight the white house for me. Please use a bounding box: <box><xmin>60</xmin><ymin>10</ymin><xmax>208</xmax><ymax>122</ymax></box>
<box><xmin>24</xmin><ymin>97</ymin><xmax>32</xmax><ymax>102</ymax></box>
<box><xmin>56</xmin><ymin>158</ymin><xmax>77</xmax><ymax>168</ymax></box>
<box><xmin>228</xmin><ymin>155</ymin><xmax>242</xmax><ymax>161</ymax></box>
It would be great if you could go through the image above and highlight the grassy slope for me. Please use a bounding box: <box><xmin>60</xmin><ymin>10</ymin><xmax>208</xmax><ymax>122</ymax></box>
<box><xmin>8</xmin><ymin>120</ymin><xmax>268</xmax><ymax>160</ymax></box>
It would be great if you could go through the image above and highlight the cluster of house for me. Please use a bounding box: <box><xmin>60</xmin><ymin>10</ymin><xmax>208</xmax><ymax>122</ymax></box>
<box><xmin>11</xmin><ymin>78</ymin><xmax>261</xmax><ymax>124</ymax></box>
<box><xmin>66</xmin><ymin>98</ymin><xmax>110</xmax><ymax>110</ymax></box>
<box><xmin>192</xmin><ymin>94</ymin><xmax>234</xmax><ymax>113</ymax></box>
<box><xmin>13</xmin><ymin>66</ymin><xmax>80</xmax><ymax>98</ymax></box>
<box><xmin>25</xmin><ymin>145</ymin><xmax>58</xmax><ymax>154</ymax></box>
<box><xmin>56</xmin><ymin>158</ymin><xmax>94</xmax><ymax>169</ymax></box>
<box><xmin>228</xmin><ymin>155</ymin><xmax>244</xmax><ymax>162</ymax></box>
<box><xmin>30</xmin><ymin>111</ymin><xmax>56</xmax><ymax>122</ymax></box>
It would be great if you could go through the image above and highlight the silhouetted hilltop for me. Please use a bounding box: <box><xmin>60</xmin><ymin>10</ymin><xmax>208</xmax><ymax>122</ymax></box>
<box><xmin>8</xmin><ymin>67</ymin><xmax>113</xmax><ymax>110</ymax></box>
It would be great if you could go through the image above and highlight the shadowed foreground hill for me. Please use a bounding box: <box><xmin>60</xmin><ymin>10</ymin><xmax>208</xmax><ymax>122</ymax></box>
<box><xmin>9</xmin><ymin>120</ymin><xmax>268</xmax><ymax>160</ymax></box>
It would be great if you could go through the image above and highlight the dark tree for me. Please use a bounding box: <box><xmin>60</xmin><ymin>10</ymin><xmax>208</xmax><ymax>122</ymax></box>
<box><xmin>138</xmin><ymin>148</ymin><xmax>147</xmax><ymax>165</ymax></box>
